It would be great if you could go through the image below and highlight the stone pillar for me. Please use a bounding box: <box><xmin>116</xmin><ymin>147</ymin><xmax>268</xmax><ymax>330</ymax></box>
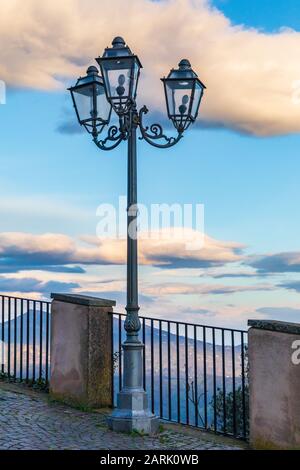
<box><xmin>50</xmin><ymin>293</ymin><xmax>115</xmax><ymax>409</ymax></box>
<box><xmin>248</xmin><ymin>319</ymin><xmax>300</xmax><ymax>449</ymax></box>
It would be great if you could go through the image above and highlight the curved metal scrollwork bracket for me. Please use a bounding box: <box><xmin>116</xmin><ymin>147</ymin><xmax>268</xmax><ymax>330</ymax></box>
<box><xmin>93</xmin><ymin>125</ymin><xmax>126</xmax><ymax>151</ymax></box>
<box><xmin>138</xmin><ymin>106</ymin><xmax>183</xmax><ymax>149</ymax></box>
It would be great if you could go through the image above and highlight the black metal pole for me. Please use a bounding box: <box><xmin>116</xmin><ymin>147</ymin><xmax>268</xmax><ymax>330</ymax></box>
<box><xmin>107</xmin><ymin>109</ymin><xmax>158</xmax><ymax>433</ymax></box>
<box><xmin>125</xmin><ymin>110</ymin><xmax>141</xmax><ymax>340</ymax></box>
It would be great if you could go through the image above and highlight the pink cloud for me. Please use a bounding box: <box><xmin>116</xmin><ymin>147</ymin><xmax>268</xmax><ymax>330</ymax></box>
<box><xmin>0</xmin><ymin>0</ymin><xmax>300</xmax><ymax>135</ymax></box>
<box><xmin>0</xmin><ymin>229</ymin><xmax>244</xmax><ymax>271</ymax></box>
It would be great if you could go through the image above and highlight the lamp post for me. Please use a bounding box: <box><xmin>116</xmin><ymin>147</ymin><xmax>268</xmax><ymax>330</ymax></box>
<box><xmin>69</xmin><ymin>36</ymin><xmax>206</xmax><ymax>433</ymax></box>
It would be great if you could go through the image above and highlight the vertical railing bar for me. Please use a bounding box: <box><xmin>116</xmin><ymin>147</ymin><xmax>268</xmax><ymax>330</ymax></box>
<box><xmin>32</xmin><ymin>301</ymin><xmax>36</xmax><ymax>383</ymax></box>
<box><xmin>142</xmin><ymin>318</ymin><xmax>146</xmax><ymax>391</ymax></box>
<box><xmin>20</xmin><ymin>299</ymin><xmax>24</xmax><ymax>381</ymax></box>
<box><xmin>212</xmin><ymin>328</ymin><xmax>217</xmax><ymax>432</ymax></box>
<box><xmin>159</xmin><ymin>320</ymin><xmax>163</xmax><ymax>418</ymax></box>
<box><xmin>176</xmin><ymin>323</ymin><xmax>180</xmax><ymax>423</ymax></box>
<box><xmin>203</xmin><ymin>326</ymin><xmax>207</xmax><ymax>428</ymax></box>
<box><xmin>39</xmin><ymin>301</ymin><xmax>43</xmax><ymax>381</ymax></box>
<box><xmin>231</xmin><ymin>330</ymin><xmax>236</xmax><ymax>436</ymax></box>
<box><xmin>14</xmin><ymin>298</ymin><xmax>17</xmax><ymax>380</ymax></box>
<box><xmin>167</xmin><ymin>321</ymin><xmax>171</xmax><ymax>421</ymax></box>
<box><xmin>185</xmin><ymin>324</ymin><xmax>189</xmax><ymax>425</ymax></box>
<box><xmin>222</xmin><ymin>329</ymin><xmax>226</xmax><ymax>435</ymax></box>
<box><xmin>194</xmin><ymin>325</ymin><xmax>198</xmax><ymax>427</ymax></box>
<box><xmin>118</xmin><ymin>315</ymin><xmax>122</xmax><ymax>391</ymax></box>
<box><xmin>1</xmin><ymin>296</ymin><xmax>5</xmax><ymax>374</ymax></box>
<box><xmin>241</xmin><ymin>332</ymin><xmax>246</xmax><ymax>439</ymax></box>
<box><xmin>110</xmin><ymin>313</ymin><xmax>114</xmax><ymax>407</ymax></box>
<box><xmin>8</xmin><ymin>297</ymin><xmax>11</xmax><ymax>379</ymax></box>
<box><xmin>45</xmin><ymin>302</ymin><xmax>50</xmax><ymax>384</ymax></box>
<box><xmin>26</xmin><ymin>300</ymin><xmax>30</xmax><ymax>383</ymax></box>
<box><xmin>150</xmin><ymin>319</ymin><xmax>154</xmax><ymax>414</ymax></box>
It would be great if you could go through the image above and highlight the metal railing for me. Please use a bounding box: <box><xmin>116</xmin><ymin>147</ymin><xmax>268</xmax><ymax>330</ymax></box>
<box><xmin>0</xmin><ymin>294</ymin><xmax>249</xmax><ymax>439</ymax></box>
<box><xmin>111</xmin><ymin>313</ymin><xmax>249</xmax><ymax>440</ymax></box>
<box><xmin>0</xmin><ymin>295</ymin><xmax>51</xmax><ymax>386</ymax></box>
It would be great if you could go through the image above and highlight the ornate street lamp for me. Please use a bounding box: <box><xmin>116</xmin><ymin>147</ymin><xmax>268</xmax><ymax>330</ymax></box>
<box><xmin>97</xmin><ymin>36</ymin><xmax>142</xmax><ymax>115</ymax></box>
<box><xmin>69</xmin><ymin>65</ymin><xmax>112</xmax><ymax>137</ymax></box>
<box><xmin>162</xmin><ymin>58</ymin><xmax>205</xmax><ymax>132</ymax></box>
<box><xmin>69</xmin><ymin>36</ymin><xmax>206</xmax><ymax>434</ymax></box>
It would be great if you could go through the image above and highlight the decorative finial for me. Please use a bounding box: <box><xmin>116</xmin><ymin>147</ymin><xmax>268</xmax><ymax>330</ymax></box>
<box><xmin>86</xmin><ymin>65</ymin><xmax>99</xmax><ymax>75</ymax></box>
<box><xmin>178</xmin><ymin>59</ymin><xmax>191</xmax><ymax>70</ymax></box>
<box><xmin>112</xmin><ymin>36</ymin><xmax>126</xmax><ymax>48</ymax></box>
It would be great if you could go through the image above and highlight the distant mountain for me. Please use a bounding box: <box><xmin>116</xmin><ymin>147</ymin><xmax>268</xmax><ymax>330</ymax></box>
<box><xmin>1</xmin><ymin>310</ymin><xmax>48</xmax><ymax>344</ymax></box>
<box><xmin>115</xmin><ymin>316</ymin><xmax>245</xmax><ymax>378</ymax></box>
<box><xmin>1</xmin><ymin>312</ymin><xmax>245</xmax><ymax>380</ymax></box>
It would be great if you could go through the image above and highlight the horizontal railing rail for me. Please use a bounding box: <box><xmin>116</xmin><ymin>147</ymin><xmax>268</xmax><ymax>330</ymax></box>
<box><xmin>0</xmin><ymin>295</ymin><xmax>51</xmax><ymax>387</ymax></box>
<box><xmin>111</xmin><ymin>313</ymin><xmax>249</xmax><ymax>440</ymax></box>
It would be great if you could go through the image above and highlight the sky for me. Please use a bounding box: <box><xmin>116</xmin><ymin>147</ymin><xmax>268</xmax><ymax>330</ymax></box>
<box><xmin>0</xmin><ymin>0</ymin><xmax>300</xmax><ymax>329</ymax></box>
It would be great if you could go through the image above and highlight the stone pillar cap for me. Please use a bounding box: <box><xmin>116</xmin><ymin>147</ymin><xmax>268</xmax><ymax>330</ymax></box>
<box><xmin>51</xmin><ymin>293</ymin><xmax>116</xmax><ymax>307</ymax></box>
<box><xmin>248</xmin><ymin>319</ymin><xmax>300</xmax><ymax>335</ymax></box>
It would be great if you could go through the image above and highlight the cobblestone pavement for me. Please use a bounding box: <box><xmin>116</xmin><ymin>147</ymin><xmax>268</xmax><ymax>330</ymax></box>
<box><xmin>0</xmin><ymin>384</ymin><xmax>246</xmax><ymax>450</ymax></box>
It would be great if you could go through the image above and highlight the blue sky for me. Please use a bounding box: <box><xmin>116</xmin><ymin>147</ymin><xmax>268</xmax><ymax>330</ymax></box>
<box><xmin>0</xmin><ymin>0</ymin><xmax>300</xmax><ymax>329</ymax></box>
<box><xmin>213</xmin><ymin>0</ymin><xmax>300</xmax><ymax>32</ymax></box>
<box><xmin>2</xmin><ymin>89</ymin><xmax>300</xmax><ymax>252</ymax></box>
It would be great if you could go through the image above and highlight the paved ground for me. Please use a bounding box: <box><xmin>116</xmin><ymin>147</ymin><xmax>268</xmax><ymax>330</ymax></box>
<box><xmin>0</xmin><ymin>383</ymin><xmax>247</xmax><ymax>450</ymax></box>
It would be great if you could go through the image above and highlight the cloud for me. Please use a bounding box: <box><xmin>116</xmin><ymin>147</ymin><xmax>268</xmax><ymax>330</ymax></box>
<box><xmin>256</xmin><ymin>307</ymin><xmax>300</xmax><ymax>323</ymax></box>
<box><xmin>0</xmin><ymin>230</ymin><xmax>244</xmax><ymax>273</ymax></box>
<box><xmin>82</xmin><ymin>228</ymin><xmax>245</xmax><ymax>268</ymax></box>
<box><xmin>0</xmin><ymin>0</ymin><xmax>300</xmax><ymax>136</ymax></box>
<box><xmin>144</xmin><ymin>282</ymin><xmax>273</xmax><ymax>296</ymax></box>
<box><xmin>183</xmin><ymin>306</ymin><xmax>214</xmax><ymax>316</ymax></box>
<box><xmin>213</xmin><ymin>273</ymin><xmax>264</xmax><ymax>279</ymax></box>
<box><xmin>208</xmin><ymin>271</ymin><xmax>265</xmax><ymax>279</ymax></box>
<box><xmin>0</xmin><ymin>264</ymin><xmax>85</xmax><ymax>274</ymax></box>
<box><xmin>56</xmin><ymin>120</ymin><xmax>83</xmax><ymax>135</ymax></box>
<box><xmin>77</xmin><ymin>290</ymin><xmax>155</xmax><ymax>307</ymax></box>
<box><xmin>0</xmin><ymin>232</ymin><xmax>92</xmax><ymax>271</ymax></box>
<box><xmin>279</xmin><ymin>281</ymin><xmax>300</xmax><ymax>293</ymax></box>
<box><xmin>0</xmin><ymin>276</ymin><xmax>79</xmax><ymax>294</ymax></box>
<box><xmin>246</xmin><ymin>252</ymin><xmax>300</xmax><ymax>273</ymax></box>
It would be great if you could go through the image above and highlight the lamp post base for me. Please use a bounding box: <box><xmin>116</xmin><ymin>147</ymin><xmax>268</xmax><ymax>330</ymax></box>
<box><xmin>107</xmin><ymin>404</ymin><xmax>159</xmax><ymax>435</ymax></box>
<box><xmin>107</xmin><ymin>341</ymin><xmax>159</xmax><ymax>434</ymax></box>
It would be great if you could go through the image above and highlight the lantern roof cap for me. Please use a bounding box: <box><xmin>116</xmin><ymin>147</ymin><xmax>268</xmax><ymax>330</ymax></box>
<box><xmin>96</xmin><ymin>36</ymin><xmax>142</xmax><ymax>69</ymax></box>
<box><xmin>162</xmin><ymin>59</ymin><xmax>206</xmax><ymax>89</ymax></box>
<box><xmin>101</xmin><ymin>36</ymin><xmax>133</xmax><ymax>58</ymax></box>
<box><xmin>168</xmin><ymin>59</ymin><xmax>198</xmax><ymax>79</ymax></box>
<box><xmin>69</xmin><ymin>65</ymin><xmax>103</xmax><ymax>89</ymax></box>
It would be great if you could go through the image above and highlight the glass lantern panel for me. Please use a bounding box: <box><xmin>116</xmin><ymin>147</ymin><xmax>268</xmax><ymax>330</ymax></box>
<box><xmin>95</xmin><ymin>83</ymin><xmax>111</xmax><ymax>122</ymax></box>
<box><xmin>72</xmin><ymin>84</ymin><xmax>94</xmax><ymax>123</ymax></box>
<box><xmin>102</xmin><ymin>58</ymin><xmax>133</xmax><ymax>100</ymax></box>
<box><xmin>131</xmin><ymin>60</ymin><xmax>140</xmax><ymax>100</ymax></box>
<box><xmin>165</xmin><ymin>80</ymin><xmax>193</xmax><ymax>117</ymax></box>
<box><xmin>190</xmin><ymin>81</ymin><xmax>204</xmax><ymax>119</ymax></box>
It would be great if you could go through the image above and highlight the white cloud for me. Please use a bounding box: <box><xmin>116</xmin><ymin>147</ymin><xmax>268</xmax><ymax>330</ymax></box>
<box><xmin>144</xmin><ymin>281</ymin><xmax>274</xmax><ymax>296</ymax></box>
<box><xmin>0</xmin><ymin>0</ymin><xmax>299</xmax><ymax>135</ymax></box>
<box><xmin>82</xmin><ymin>228</ymin><xmax>244</xmax><ymax>268</ymax></box>
<box><xmin>0</xmin><ymin>229</ymin><xmax>244</xmax><ymax>271</ymax></box>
